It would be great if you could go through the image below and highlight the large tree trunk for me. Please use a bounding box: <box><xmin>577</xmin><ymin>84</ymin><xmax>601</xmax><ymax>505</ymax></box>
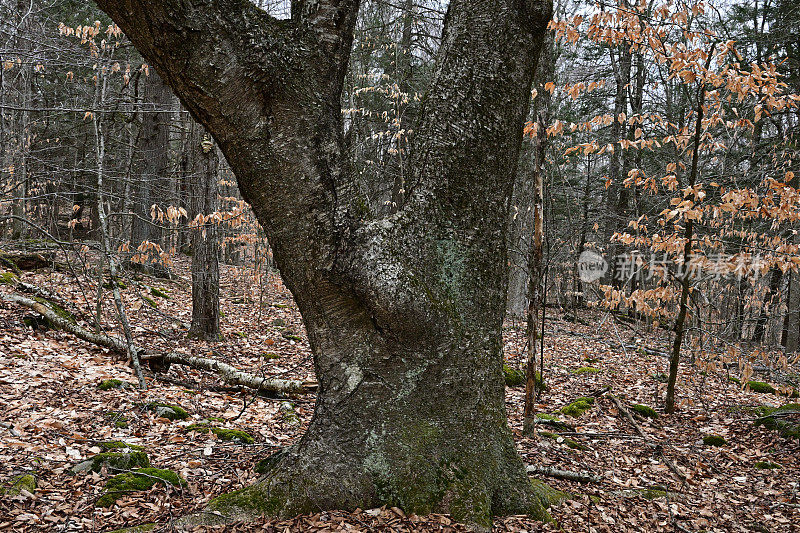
<box><xmin>93</xmin><ymin>0</ymin><xmax>553</xmax><ymax>527</ymax></box>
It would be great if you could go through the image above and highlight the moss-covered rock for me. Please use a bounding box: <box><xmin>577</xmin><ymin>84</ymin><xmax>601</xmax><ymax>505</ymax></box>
<box><xmin>702</xmin><ymin>435</ymin><xmax>727</xmax><ymax>447</ymax></box>
<box><xmin>746</xmin><ymin>381</ymin><xmax>776</xmax><ymax>394</ymax></box>
<box><xmin>560</xmin><ymin>397</ymin><xmax>595</xmax><ymax>418</ymax></box>
<box><xmin>213</xmin><ymin>428</ymin><xmax>254</xmax><ymax>444</ymax></box>
<box><xmin>571</xmin><ymin>366</ymin><xmax>600</xmax><ymax>374</ymax></box>
<box><xmin>0</xmin><ymin>271</ymin><xmax>18</xmax><ymax>285</ymax></box>
<box><xmin>97</xmin><ymin>441</ymin><xmax>143</xmax><ymax>452</ymax></box>
<box><xmin>4</xmin><ymin>474</ymin><xmax>35</xmax><ymax>496</ymax></box>
<box><xmin>631</xmin><ymin>404</ymin><xmax>658</xmax><ymax>419</ymax></box>
<box><xmin>97</xmin><ymin>468</ymin><xmax>187</xmax><ymax>507</ymax></box>
<box><xmin>98</xmin><ymin>379</ymin><xmax>129</xmax><ymax>391</ymax></box>
<box><xmin>754</xmin><ymin>460</ymin><xmax>781</xmax><ymax>469</ymax></box>
<box><xmin>260</xmin><ymin>351</ymin><xmax>280</xmax><ymax>359</ymax></box>
<box><xmin>72</xmin><ymin>451</ymin><xmax>150</xmax><ymax>474</ymax></box>
<box><xmin>185</xmin><ymin>423</ymin><xmax>254</xmax><ymax>444</ymax></box>
<box><xmin>144</xmin><ymin>401</ymin><xmax>188</xmax><ymax>421</ymax></box>
<box><xmin>754</xmin><ymin>403</ymin><xmax>800</xmax><ymax>440</ymax></box>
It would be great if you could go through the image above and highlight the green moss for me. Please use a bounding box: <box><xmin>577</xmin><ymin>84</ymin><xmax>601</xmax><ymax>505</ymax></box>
<box><xmin>103</xmin><ymin>279</ymin><xmax>127</xmax><ymax>290</ymax></box>
<box><xmin>141</xmin><ymin>295</ymin><xmax>157</xmax><ymax>308</ymax></box>
<box><xmin>640</xmin><ymin>487</ymin><xmax>668</xmax><ymax>500</ymax></box>
<box><xmin>281</xmin><ymin>332</ymin><xmax>302</xmax><ymax>342</ymax></box>
<box><xmin>98</xmin><ymin>379</ymin><xmax>127</xmax><ymax>391</ymax></box>
<box><xmin>702</xmin><ymin>435</ymin><xmax>727</xmax><ymax>447</ymax></box>
<box><xmin>271</xmin><ymin>318</ymin><xmax>286</xmax><ymax>327</ymax></box>
<box><xmin>0</xmin><ymin>271</ymin><xmax>18</xmax><ymax>284</ymax></box>
<box><xmin>98</xmin><ymin>468</ymin><xmax>187</xmax><ymax>507</ymax></box>
<box><xmin>560</xmin><ymin>397</ymin><xmax>595</xmax><ymax>418</ymax></box>
<box><xmin>4</xmin><ymin>474</ymin><xmax>35</xmax><ymax>496</ymax></box>
<box><xmin>728</xmin><ymin>376</ymin><xmax>741</xmax><ymax>385</ymax></box>
<box><xmin>144</xmin><ymin>402</ymin><xmax>189</xmax><ymax>421</ymax></box>
<box><xmin>72</xmin><ymin>451</ymin><xmax>150</xmax><ymax>473</ymax></box>
<box><xmin>754</xmin><ymin>460</ymin><xmax>781</xmax><ymax>469</ymax></box>
<box><xmin>746</xmin><ymin>381</ymin><xmax>776</xmax><ymax>394</ymax></box>
<box><xmin>213</xmin><ymin>428</ymin><xmax>254</xmax><ymax>444</ymax></box>
<box><xmin>185</xmin><ymin>423</ymin><xmax>212</xmax><ymax>434</ymax></box>
<box><xmin>631</xmin><ymin>404</ymin><xmax>659</xmax><ymax>419</ymax></box>
<box><xmin>754</xmin><ymin>403</ymin><xmax>800</xmax><ymax>440</ymax></box>
<box><xmin>233</xmin><ymin>331</ymin><xmax>247</xmax><ymax>338</ymax></box>
<box><xmin>97</xmin><ymin>441</ymin><xmax>144</xmax><ymax>452</ymax></box>
<box><xmin>651</xmin><ymin>373</ymin><xmax>668</xmax><ymax>383</ymax></box>
<box><xmin>260</xmin><ymin>352</ymin><xmax>280</xmax><ymax>359</ymax></box>
<box><xmin>571</xmin><ymin>366</ymin><xmax>600</xmax><ymax>374</ymax></box>
<box><xmin>33</xmin><ymin>296</ymin><xmax>76</xmax><ymax>326</ymax></box>
<box><xmin>530</xmin><ymin>478</ymin><xmax>571</xmax><ymax>508</ymax></box>
<box><xmin>103</xmin><ymin>412</ymin><xmax>129</xmax><ymax>428</ymax></box>
<box><xmin>186</xmin><ymin>424</ymin><xmax>254</xmax><ymax>444</ymax></box>
<box><xmin>502</xmin><ymin>364</ymin><xmax>525</xmax><ymax>387</ymax></box>
<box><xmin>150</xmin><ymin>287</ymin><xmax>170</xmax><ymax>299</ymax></box>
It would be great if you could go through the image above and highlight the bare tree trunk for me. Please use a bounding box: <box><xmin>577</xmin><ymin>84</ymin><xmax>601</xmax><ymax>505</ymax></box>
<box><xmin>129</xmin><ymin>70</ymin><xmax>172</xmax><ymax>277</ymax></box>
<box><xmin>94</xmin><ymin>0</ymin><xmax>553</xmax><ymax>527</ymax></box>
<box><xmin>666</xmin><ymin>49</ymin><xmax>713</xmax><ymax>413</ymax></box>
<box><xmin>187</xmin><ymin>121</ymin><xmax>220</xmax><ymax>340</ymax></box>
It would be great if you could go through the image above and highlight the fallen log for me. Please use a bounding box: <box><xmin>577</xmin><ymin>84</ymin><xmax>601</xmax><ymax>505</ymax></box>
<box><xmin>526</xmin><ymin>465</ymin><xmax>601</xmax><ymax>484</ymax></box>
<box><xmin>148</xmin><ymin>352</ymin><xmax>318</xmax><ymax>396</ymax></box>
<box><xmin>2</xmin><ymin>291</ymin><xmax>316</xmax><ymax>396</ymax></box>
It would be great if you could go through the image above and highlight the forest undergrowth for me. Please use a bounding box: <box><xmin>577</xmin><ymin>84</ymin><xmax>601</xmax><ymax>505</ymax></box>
<box><xmin>1</xmin><ymin>259</ymin><xmax>798</xmax><ymax>532</ymax></box>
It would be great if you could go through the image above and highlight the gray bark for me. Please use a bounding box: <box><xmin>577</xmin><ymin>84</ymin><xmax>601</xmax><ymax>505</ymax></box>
<box><xmin>187</xmin><ymin>121</ymin><xmax>221</xmax><ymax>340</ymax></box>
<box><xmin>92</xmin><ymin>0</ymin><xmax>553</xmax><ymax>527</ymax></box>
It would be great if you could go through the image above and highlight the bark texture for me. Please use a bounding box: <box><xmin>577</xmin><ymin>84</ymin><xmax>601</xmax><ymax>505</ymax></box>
<box><xmin>92</xmin><ymin>0</ymin><xmax>553</xmax><ymax>527</ymax></box>
<box><xmin>187</xmin><ymin>122</ymin><xmax>221</xmax><ymax>340</ymax></box>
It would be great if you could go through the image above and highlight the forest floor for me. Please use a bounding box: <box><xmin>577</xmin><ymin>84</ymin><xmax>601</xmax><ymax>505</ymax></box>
<box><xmin>1</xmin><ymin>257</ymin><xmax>799</xmax><ymax>532</ymax></box>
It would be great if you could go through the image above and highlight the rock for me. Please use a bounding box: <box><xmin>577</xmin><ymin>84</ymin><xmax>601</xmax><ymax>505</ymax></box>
<box><xmin>72</xmin><ymin>451</ymin><xmax>150</xmax><ymax>474</ymax></box>
<box><xmin>631</xmin><ymin>404</ymin><xmax>658</xmax><ymax>419</ymax></box>
<box><xmin>98</xmin><ymin>379</ymin><xmax>129</xmax><ymax>391</ymax></box>
<box><xmin>702</xmin><ymin>434</ymin><xmax>727</xmax><ymax>447</ymax></box>
<box><xmin>746</xmin><ymin>381</ymin><xmax>776</xmax><ymax>394</ymax></box>
<box><xmin>280</xmin><ymin>401</ymin><xmax>301</xmax><ymax>428</ymax></box>
<box><xmin>97</xmin><ymin>441</ymin><xmax>143</xmax><ymax>451</ymax></box>
<box><xmin>97</xmin><ymin>468</ymin><xmax>187</xmax><ymax>507</ymax></box>
<box><xmin>144</xmin><ymin>401</ymin><xmax>189</xmax><ymax>421</ymax></box>
<box><xmin>4</xmin><ymin>474</ymin><xmax>36</xmax><ymax>496</ymax></box>
<box><xmin>754</xmin><ymin>403</ymin><xmax>800</xmax><ymax>440</ymax></box>
<box><xmin>185</xmin><ymin>423</ymin><xmax>254</xmax><ymax>444</ymax></box>
<box><xmin>560</xmin><ymin>397</ymin><xmax>595</xmax><ymax>418</ymax></box>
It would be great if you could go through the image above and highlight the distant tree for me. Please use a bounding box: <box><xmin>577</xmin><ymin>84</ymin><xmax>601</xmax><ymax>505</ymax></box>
<box><xmin>93</xmin><ymin>0</ymin><xmax>553</xmax><ymax>527</ymax></box>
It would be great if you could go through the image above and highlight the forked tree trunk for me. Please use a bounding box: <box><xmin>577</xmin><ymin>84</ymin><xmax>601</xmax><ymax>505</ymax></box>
<box><xmin>93</xmin><ymin>0</ymin><xmax>553</xmax><ymax>527</ymax></box>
